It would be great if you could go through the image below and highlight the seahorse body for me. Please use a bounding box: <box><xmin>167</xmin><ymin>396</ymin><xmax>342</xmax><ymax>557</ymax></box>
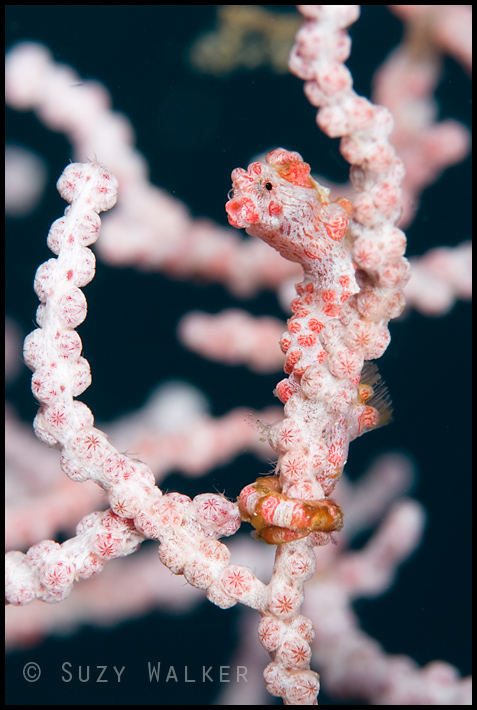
<box><xmin>227</xmin><ymin>149</ymin><xmax>389</xmax><ymax>543</ymax></box>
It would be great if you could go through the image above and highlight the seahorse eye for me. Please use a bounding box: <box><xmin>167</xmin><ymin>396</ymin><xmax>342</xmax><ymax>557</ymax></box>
<box><xmin>265</xmin><ymin>182</ymin><xmax>273</xmax><ymax>191</ymax></box>
<box><xmin>227</xmin><ymin>189</ymin><xmax>234</xmax><ymax>200</ymax></box>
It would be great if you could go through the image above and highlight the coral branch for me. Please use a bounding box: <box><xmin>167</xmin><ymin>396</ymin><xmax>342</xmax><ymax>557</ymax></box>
<box><xmin>6</xmin><ymin>163</ymin><xmax>248</xmax><ymax>607</ymax></box>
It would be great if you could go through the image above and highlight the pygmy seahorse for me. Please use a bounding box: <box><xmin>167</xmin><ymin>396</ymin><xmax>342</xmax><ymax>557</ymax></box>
<box><xmin>226</xmin><ymin>149</ymin><xmax>391</xmax><ymax>544</ymax></box>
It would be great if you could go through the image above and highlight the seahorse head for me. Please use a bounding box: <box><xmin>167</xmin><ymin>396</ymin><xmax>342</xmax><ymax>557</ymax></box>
<box><xmin>226</xmin><ymin>148</ymin><xmax>349</xmax><ymax>267</ymax></box>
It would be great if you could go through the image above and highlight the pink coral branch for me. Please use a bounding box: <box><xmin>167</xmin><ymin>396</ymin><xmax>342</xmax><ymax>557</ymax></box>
<box><xmin>5</xmin><ymin>159</ymin><xmax>336</xmax><ymax>705</ymax></box>
<box><xmin>6</xmin><ymin>163</ymin><xmax>248</xmax><ymax>608</ymax></box>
